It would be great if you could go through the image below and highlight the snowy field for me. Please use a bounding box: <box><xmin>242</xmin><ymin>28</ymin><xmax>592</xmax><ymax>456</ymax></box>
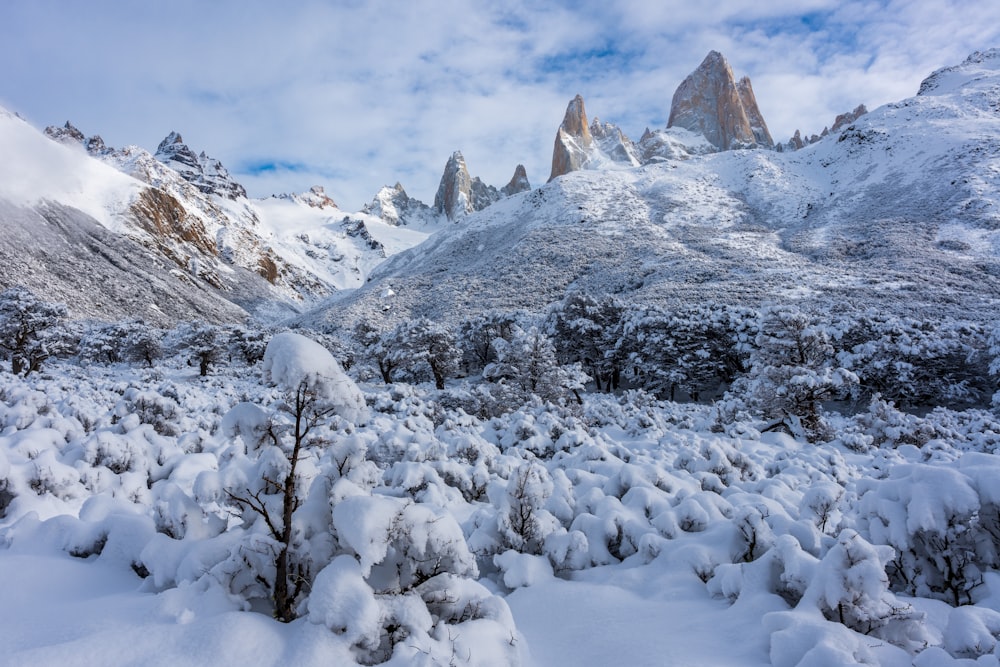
<box><xmin>4</xmin><ymin>330</ymin><xmax>1000</xmax><ymax>667</ymax></box>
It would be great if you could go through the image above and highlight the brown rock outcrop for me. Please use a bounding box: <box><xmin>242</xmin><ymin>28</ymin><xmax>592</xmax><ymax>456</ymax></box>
<box><xmin>549</xmin><ymin>95</ymin><xmax>594</xmax><ymax>181</ymax></box>
<box><xmin>667</xmin><ymin>51</ymin><xmax>771</xmax><ymax>150</ymax></box>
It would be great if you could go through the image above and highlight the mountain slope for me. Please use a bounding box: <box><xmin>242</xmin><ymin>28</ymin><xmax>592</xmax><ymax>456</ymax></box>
<box><xmin>0</xmin><ymin>110</ymin><xmax>434</xmax><ymax>323</ymax></box>
<box><xmin>300</xmin><ymin>50</ymin><xmax>1000</xmax><ymax>330</ymax></box>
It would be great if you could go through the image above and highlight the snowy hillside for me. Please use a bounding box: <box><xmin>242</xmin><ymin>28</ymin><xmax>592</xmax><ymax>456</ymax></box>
<box><xmin>0</xmin><ymin>110</ymin><xmax>438</xmax><ymax>324</ymax></box>
<box><xmin>303</xmin><ymin>50</ymin><xmax>1000</xmax><ymax>331</ymax></box>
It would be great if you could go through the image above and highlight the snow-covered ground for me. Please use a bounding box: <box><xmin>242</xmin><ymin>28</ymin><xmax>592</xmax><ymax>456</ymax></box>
<box><xmin>4</xmin><ymin>346</ymin><xmax>1000</xmax><ymax>666</ymax></box>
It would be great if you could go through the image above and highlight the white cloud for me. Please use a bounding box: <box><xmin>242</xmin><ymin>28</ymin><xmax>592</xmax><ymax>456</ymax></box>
<box><xmin>1</xmin><ymin>0</ymin><xmax>998</xmax><ymax>210</ymax></box>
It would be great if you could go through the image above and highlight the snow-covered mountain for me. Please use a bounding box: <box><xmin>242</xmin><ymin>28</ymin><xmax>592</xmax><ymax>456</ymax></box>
<box><xmin>0</xmin><ymin>112</ymin><xmax>438</xmax><ymax>324</ymax></box>
<box><xmin>4</xmin><ymin>49</ymin><xmax>1000</xmax><ymax>334</ymax></box>
<box><xmin>299</xmin><ymin>49</ymin><xmax>1000</xmax><ymax>331</ymax></box>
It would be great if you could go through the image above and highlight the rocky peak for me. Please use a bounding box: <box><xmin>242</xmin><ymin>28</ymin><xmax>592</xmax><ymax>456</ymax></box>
<box><xmin>831</xmin><ymin>104</ymin><xmax>869</xmax><ymax>133</ymax></box>
<box><xmin>154</xmin><ymin>131</ymin><xmax>247</xmax><ymax>200</ymax></box>
<box><xmin>667</xmin><ymin>51</ymin><xmax>770</xmax><ymax>150</ymax></box>
<box><xmin>736</xmin><ymin>76</ymin><xmax>774</xmax><ymax>147</ymax></box>
<box><xmin>364</xmin><ymin>182</ymin><xmax>436</xmax><ymax>226</ymax></box>
<box><xmin>434</xmin><ymin>151</ymin><xmax>475</xmax><ymax>220</ymax></box>
<box><xmin>550</xmin><ymin>94</ymin><xmax>595</xmax><ymax>181</ymax></box>
<box><xmin>44</xmin><ymin>121</ymin><xmax>85</xmax><ymax>145</ymax></box>
<box><xmin>300</xmin><ymin>185</ymin><xmax>338</xmax><ymax>209</ymax></box>
<box><xmin>44</xmin><ymin>121</ymin><xmax>113</xmax><ymax>156</ymax></box>
<box><xmin>502</xmin><ymin>164</ymin><xmax>531</xmax><ymax>196</ymax></box>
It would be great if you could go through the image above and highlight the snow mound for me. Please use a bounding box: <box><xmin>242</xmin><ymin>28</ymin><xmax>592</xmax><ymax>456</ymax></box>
<box><xmin>261</xmin><ymin>332</ymin><xmax>368</xmax><ymax>423</ymax></box>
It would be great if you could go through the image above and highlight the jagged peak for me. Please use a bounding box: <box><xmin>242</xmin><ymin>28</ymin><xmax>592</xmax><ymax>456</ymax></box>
<box><xmin>156</xmin><ymin>131</ymin><xmax>185</xmax><ymax>154</ymax></box>
<box><xmin>502</xmin><ymin>164</ymin><xmax>531</xmax><ymax>196</ymax></box>
<box><xmin>559</xmin><ymin>94</ymin><xmax>592</xmax><ymax>143</ymax></box>
<box><xmin>667</xmin><ymin>50</ymin><xmax>769</xmax><ymax>151</ymax></box>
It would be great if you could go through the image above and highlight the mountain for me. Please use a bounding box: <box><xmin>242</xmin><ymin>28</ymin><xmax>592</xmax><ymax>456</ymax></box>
<box><xmin>667</xmin><ymin>50</ymin><xmax>773</xmax><ymax>150</ymax></box>
<box><xmin>154</xmin><ymin>132</ymin><xmax>247</xmax><ymax>200</ymax></box>
<box><xmin>433</xmin><ymin>151</ymin><xmax>531</xmax><ymax>221</ymax></box>
<box><xmin>363</xmin><ymin>182</ymin><xmax>438</xmax><ymax>226</ymax></box>
<box><xmin>549</xmin><ymin>94</ymin><xmax>595</xmax><ymax>181</ymax></box>
<box><xmin>0</xmin><ymin>111</ymin><xmax>434</xmax><ymax>323</ymax></box>
<box><xmin>298</xmin><ymin>49</ymin><xmax>1000</xmax><ymax>331</ymax></box>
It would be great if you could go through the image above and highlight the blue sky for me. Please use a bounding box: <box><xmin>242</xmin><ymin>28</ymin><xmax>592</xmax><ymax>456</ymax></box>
<box><xmin>2</xmin><ymin>0</ymin><xmax>999</xmax><ymax>210</ymax></box>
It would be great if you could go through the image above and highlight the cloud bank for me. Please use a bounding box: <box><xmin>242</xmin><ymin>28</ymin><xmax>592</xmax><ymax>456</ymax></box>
<box><xmin>2</xmin><ymin>0</ymin><xmax>999</xmax><ymax>210</ymax></box>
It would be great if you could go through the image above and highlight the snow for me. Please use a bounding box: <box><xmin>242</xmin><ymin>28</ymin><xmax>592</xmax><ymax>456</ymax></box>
<box><xmin>6</xmin><ymin>50</ymin><xmax>1000</xmax><ymax>667</ymax></box>
<box><xmin>0</xmin><ymin>109</ymin><xmax>144</xmax><ymax>232</ymax></box>
<box><xmin>261</xmin><ymin>332</ymin><xmax>367</xmax><ymax>423</ymax></box>
<box><xmin>2</xmin><ymin>346</ymin><xmax>1000</xmax><ymax>665</ymax></box>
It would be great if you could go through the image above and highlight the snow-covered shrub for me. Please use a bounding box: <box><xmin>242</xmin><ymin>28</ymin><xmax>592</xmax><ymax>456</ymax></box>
<box><xmin>801</xmin><ymin>529</ymin><xmax>927</xmax><ymax>649</ymax></box>
<box><xmin>0</xmin><ymin>286</ymin><xmax>68</xmax><ymax>375</ymax></box>
<box><xmin>857</xmin><ymin>464</ymin><xmax>989</xmax><ymax>605</ymax></box>
<box><xmin>742</xmin><ymin>305</ymin><xmax>858</xmax><ymax>441</ymax></box>
<box><xmin>496</xmin><ymin>462</ymin><xmax>559</xmax><ymax>555</ymax></box>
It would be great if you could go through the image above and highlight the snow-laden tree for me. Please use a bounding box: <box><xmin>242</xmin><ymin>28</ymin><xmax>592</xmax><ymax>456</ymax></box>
<box><xmin>619</xmin><ymin>303</ymin><xmax>756</xmax><ymax>401</ymax></box>
<box><xmin>483</xmin><ymin>326</ymin><xmax>588</xmax><ymax>409</ymax></box>
<box><xmin>458</xmin><ymin>310</ymin><xmax>523</xmax><ymax>374</ymax></box>
<box><xmin>546</xmin><ymin>292</ymin><xmax>624</xmax><ymax>392</ymax></box>
<box><xmin>840</xmin><ymin>312</ymin><xmax>987</xmax><ymax>409</ymax></box>
<box><xmin>0</xmin><ymin>286</ymin><xmax>68</xmax><ymax>375</ymax></box>
<box><xmin>176</xmin><ymin>322</ymin><xmax>227</xmax><ymax>376</ymax></box>
<box><xmin>78</xmin><ymin>319</ymin><xmax>162</xmax><ymax>366</ymax></box>
<box><xmin>224</xmin><ymin>332</ymin><xmax>367</xmax><ymax>620</ymax></box>
<box><xmin>227</xmin><ymin>325</ymin><xmax>270</xmax><ymax>365</ymax></box>
<box><xmin>743</xmin><ymin>306</ymin><xmax>857</xmax><ymax>440</ymax></box>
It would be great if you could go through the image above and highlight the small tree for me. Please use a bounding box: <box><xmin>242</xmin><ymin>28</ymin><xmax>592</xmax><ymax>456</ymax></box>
<box><xmin>746</xmin><ymin>306</ymin><xmax>857</xmax><ymax>440</ymax></box>
<box><xmin>0</xmin><ymin>286</ymin><xmax>68</xmax><ymax>375</ymax></box>
<box><xmin>225</xmin><ymin>332</ymin><xmax>367</xmax><ymax>621</ymax></box>
<box><xmin>484</xmin><ymin>326</ymin><xmax>588</xmax><ymax>408</ymax></box>
<box><xmin>380</xmin><ymin>318</ymin><xmax>462</xmax><ymax>389</ymax></box>
<box><xmin>179</xmin><ymin>322</ymin><xmax>226</xmax><ymax>376</ymax></box>
<box><xmin>547</xmin><ymin>292</ymin><xmax>624</xmax><ymax>392</ymax></box>
<box><xmin>123</xmin><ymin>321</ymin><xmax>163</xmax><ymax>367</ymax></box>
<box><xmin>353</xmin><ymin>318</ymin><xmax>398</xmax><ymax>384</ymax></box>
<box><xmin>458</xmin><ymin>311</ymin><xmax>521</xmax><ymax>374</ymax></box>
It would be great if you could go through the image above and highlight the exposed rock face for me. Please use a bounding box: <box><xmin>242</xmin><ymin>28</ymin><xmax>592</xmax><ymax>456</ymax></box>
<box><xmin>590</xmin><ymin>118</ymin><xmax>640</xmax><ymax>166</ymax></box>
<box><xmin>831</xmin><ymin>104</ymin><xmax>869</xmax><ymax>133</ymax></box>
<box><xmin>364</xmin><ymin>182</ymin><xmax>436</xmax><ymax>226</ymax></box>
<box><xmin>667</xmin><ymin>51</ymin><xmax>771</xmax><ymax>150</ymax></box>
<box><xmin>44</xmin><ymin>121</ymin><xmax>84</xmax><ymax>145</ymax></box>
<box><xmin>549</xmin><ymin>94</ymin><xmax>594</xmax><ymax>181</ymax></box>
<box><xmin>433</xmin><ymin>151</ymin><xmax>505</xmax><ymax>221</ymax></box>
<box><xmin>434</xmin><ymin>151</ymin><xmax>475</xmax><ymax>220</ymax></box>
<box><xmin>736</xmin><ymin>77</ymin><xmax>774</xmax><ymax>147</ymax></box>
<box><xmin>502</xmin><ymin>164</ymin><xmax>531</xmax><ymax>196</ymax></box>
<box><xmin>155</xmin><ymin>132</ymin><xmax>247</xmax><ymax>200</ymax></box>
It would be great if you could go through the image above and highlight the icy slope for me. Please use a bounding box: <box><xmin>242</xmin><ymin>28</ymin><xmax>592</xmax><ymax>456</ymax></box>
<box><xmin>0</xmin><ymin>109</ymin><xmax>144</xmax><ymax>231</ymax></box>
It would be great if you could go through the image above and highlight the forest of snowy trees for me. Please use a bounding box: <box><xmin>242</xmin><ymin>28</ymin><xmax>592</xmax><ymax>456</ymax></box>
<box><xmin>3</xmin><ymin>283</ymin><xmax>1000</xmax><ymax>665</ymax></box>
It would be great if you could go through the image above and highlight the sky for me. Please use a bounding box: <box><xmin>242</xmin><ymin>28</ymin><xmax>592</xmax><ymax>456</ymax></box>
<box><xmin>2</xmin><ymin>0</ymin><xmax>1000</xmax><ymax>212</ymax></box>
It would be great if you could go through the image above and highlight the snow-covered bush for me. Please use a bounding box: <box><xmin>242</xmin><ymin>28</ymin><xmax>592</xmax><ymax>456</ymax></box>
<box><xmin>741</xmin><ymin>305</ymin><xmax>857</xmax><ymax>441</ymax></box>
<box><xmin>856</xmin><ymin>464</ymin><xmax>992</xmax><ymax>605</ymax></box>
<box><xmin>483</xmin><ymin>326</ymin><xmax>587</xmax><ymax>412</ymax></box>
<box><xmin>0</xmin><ymin>286</ymin><xmax>68</xmax><ymax>375</ymax></box>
